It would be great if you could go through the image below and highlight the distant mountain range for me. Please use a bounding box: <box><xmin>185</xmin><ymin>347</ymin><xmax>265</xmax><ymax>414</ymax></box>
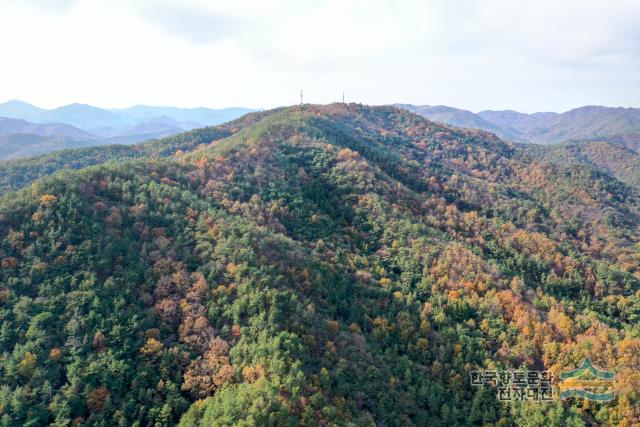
<box><xmin>3</xmin><ymin>99</ymin><xmax>640</xmax><ymax>161</ymax></box>
<box><xmin>397</xmin><ymin>104</ymin><xmax>640</xmax><ymax>147</ymax></box>
<box><xmin>0</xmin><ymin>116</ymin><xmax>98</xmax><ymax>140</ymax></box>
<box><xmin>395</xmin><ymin>104</ymin><xmax>514</xmax><ymax>139</ymax></box>
<box><xmin>0</xmin><ymin>116</ymin><xmax>104</xmax><ymax>160</ymax></box>
<box><xmin>0</xmin><ymin>100</ymin><xmax>255</xmax><ymax>159</ymax></box>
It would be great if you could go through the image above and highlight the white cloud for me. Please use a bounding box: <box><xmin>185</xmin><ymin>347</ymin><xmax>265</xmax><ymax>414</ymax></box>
<box><xmin>1</xmin><ymin>0</ymin><xmax>77</xmax><ymax>14</ymax></box>
<box><xmin>133</xmin><ymin>1</ymin><xmax>242</xmax><ymax>46</ymax></box>
<box><xmin>0</xmin><ymin>0</ymin><xmax>638</xmax><ymax>112</ymax></box>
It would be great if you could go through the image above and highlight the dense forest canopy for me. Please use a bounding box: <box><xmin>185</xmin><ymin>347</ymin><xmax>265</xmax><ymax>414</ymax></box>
<box><xmin>0</xmin><ymin>104</ymin><xmax>639</xmax><ymax>426</ymax></box>
<box><xmin>524</xmin><ymin>140</ymin><xmax>640</xmax><ymax>189</ymax></box>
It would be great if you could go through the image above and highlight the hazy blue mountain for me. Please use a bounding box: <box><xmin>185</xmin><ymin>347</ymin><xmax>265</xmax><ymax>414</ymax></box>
<box><xmin>0</xmin><ymin>99</ymin><xmax>47</xmax><ymax>121</ymax></box>
<box><xmin>0</xmin><ymin>116</ymin><xmax>103</xmax><ymax>160</ymax></box>
<box><xmin>0</xmin><ymin>115</ymin><xmax>172</xmax><ymax>161</ymax></box>
<box><xmin>0</xmin><ymin>101</ymin><xmax>131</xmax><ymax>132</ymax></box>
<box><xmin>88</xmin><ymin>116</ymin><xmax>184</xmax><ymax>138</ymax></box>
<box><xmin>111</xmin><ymin>105</ymin><xmax>254</xmax><ymax>127</ymax></box>
<box><xmin>0</xmin><ymin>116</ymin><xmax>99</xmax><ymax>139</ymax></box>
<box><xmin>41</xmin><ymin>103</ymin><xmax>129</xmax><ymax>130</ymax></box>
<box><xmin>0</xmin><ymin>133</ymin><xmax>106</xmax><ymax>160</ymax></box>
<box><xmin>477</xmin><ymin>110</ymin><xmax>558</xmax><ymax>132</ymax></box>
<box><xmin>102</xmin><ymin>116</ymin><xmax>191</xmax><ymax>144</ymax></box>
<box><xmin>0</xmin><ymin>100</ymin><xmax>254</xmax><ymax>131</ymax></box>
<box><xmin>0</xmin><ymin>100</ymin><xmax>256</xmax><ymax>156</ymax></box>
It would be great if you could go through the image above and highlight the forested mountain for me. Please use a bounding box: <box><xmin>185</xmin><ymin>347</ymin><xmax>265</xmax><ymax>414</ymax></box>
<box><xmin>517</xmin><ymin>106</ymin><xmax>640</xmax><ymax>145</ymax></box>
<box><xmin>402</xmin><ymin>104</ymin><xmax>640</xmax><ymax>147</ymax></box>
<box><xmin>0</xmin><ymin>104</ymin><xmax>639</xmax><ymax>426</ymax></box>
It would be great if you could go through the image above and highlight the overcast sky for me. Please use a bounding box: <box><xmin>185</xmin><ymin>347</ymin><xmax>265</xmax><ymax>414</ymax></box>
<box><xmin>0</xmin><ymin>0</ymin><xmax>638</xmax><ymax>112</ymax></box>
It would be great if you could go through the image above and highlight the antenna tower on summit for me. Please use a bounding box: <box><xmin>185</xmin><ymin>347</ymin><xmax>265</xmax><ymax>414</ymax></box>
<box><xmin>300</xmin><ymin>89</ymin><xmax>303</xmax><ymax>105</ymax></box>
<box><xmin>342</xmin><ymin>90</ymin><xmax>345</xmax><ymax>103</ymax></box>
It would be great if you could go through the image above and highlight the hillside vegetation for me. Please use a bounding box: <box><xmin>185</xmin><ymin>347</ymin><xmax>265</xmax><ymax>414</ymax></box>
<box><xmin>0</xmin><ymin>110</ymin><xmax>280</xmax><ymax>194</ymax></box>
<box><xmin>0</xmin><ymin>105</ymin><xmax>639</xmax><ymax>426</ymax></box>
<box><xmin>525</xmin><ymin>140</ymin><xmax>640</xmax><ymax>188</ymax></box>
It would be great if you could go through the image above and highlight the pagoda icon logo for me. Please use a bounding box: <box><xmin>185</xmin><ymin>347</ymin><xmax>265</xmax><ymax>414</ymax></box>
<box><xmin>558</xmin><ymin>358</ymin><xmax>615</xmax><ymax>402</ymax></box>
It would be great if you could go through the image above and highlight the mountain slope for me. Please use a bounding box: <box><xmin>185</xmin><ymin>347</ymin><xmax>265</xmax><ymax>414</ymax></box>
<box><xmin>525</xmin><ymin>139</ymin><xmax>640</xmax><ymax>188</ymax></box>
<box><xmin>0</xmin><ymin>110</ymin><xmax>276</xmax><ymax>194</ymax></box>
<box><xmin>0</xmin><ymin>105</ymin><xmax>638</xmax><ymax>426</ymax></box>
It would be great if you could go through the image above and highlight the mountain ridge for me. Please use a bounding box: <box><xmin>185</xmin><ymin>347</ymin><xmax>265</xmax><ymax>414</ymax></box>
<box><xmin>400</xmin><ymin>103</ymin><xmax>640</xmax><ymax>147</ymax></box>
<box><xmin>0</xmin><ymin>116</ymin><xmax>104</xmax><ymax>160</ymax></box>
<box><xmin>0</xmin><ymin>116</ymin><xmax>99</xmax><ymax>140</ymax></box>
